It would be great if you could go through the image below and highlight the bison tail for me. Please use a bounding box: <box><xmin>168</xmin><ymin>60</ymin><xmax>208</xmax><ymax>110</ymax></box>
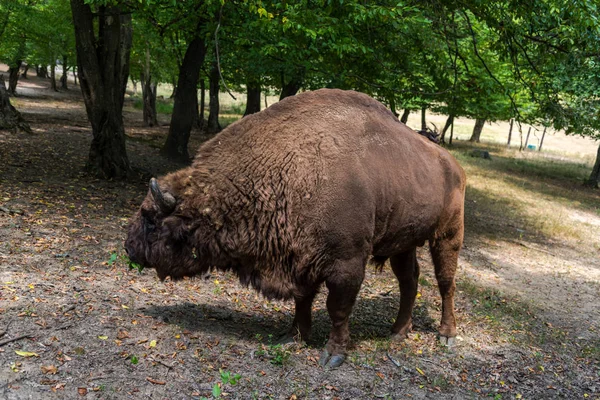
<box><xmin>370</xmin><ymin>256</ymin><xmax>389</xmax><ymax>272</ymax></box>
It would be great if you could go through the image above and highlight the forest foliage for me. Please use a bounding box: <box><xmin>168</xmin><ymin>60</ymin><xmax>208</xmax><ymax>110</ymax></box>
<box><xmin>1</xmin><ymin>0</ymin><xmax>599</xmax><ymax>183</ymax></box>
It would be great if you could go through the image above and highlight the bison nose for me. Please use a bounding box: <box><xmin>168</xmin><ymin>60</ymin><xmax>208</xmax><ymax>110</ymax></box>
<box><xmin>124</xmin><ymin>246</ymin><xmax>138</xmax><ymax>264</ymax></box>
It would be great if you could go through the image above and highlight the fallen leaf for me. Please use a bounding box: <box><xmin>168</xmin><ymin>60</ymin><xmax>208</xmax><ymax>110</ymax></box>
<box><xmin>15</xmin><ymin>350</ymin><xmax>39</xmax><ymax>358</ymax></box>
<box><xmin>97</xmin><ymin>335</ymin><xmax>108</xmax><ymax>340</ymax></box>
<box><xmin>41</xmin><ymin>365</ymin><xmax>58</xmax><ymax>374</ymax></box>
<box><xmin>78</xmin><ymin>387</ymin><xmax>88</xmax><ymax>396</ymax></box>
<box><xmin>416</xmin><ymin>367</ymin><xmax>425</xmax><ymax>376</ymax></box>
<box><xmin>146</xmin><ymin>377</ymin><xmax>166</xmax><ymax>385</ymax></box>
<box><xmin>149</xmin><ymin>339</ymin><xmax>157</xmax><ymax>348</ymax></box>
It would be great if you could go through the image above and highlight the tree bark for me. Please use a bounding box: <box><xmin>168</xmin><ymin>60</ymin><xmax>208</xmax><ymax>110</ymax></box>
<box><xmin>21</xmin><ymin>64</ymin><xmax>29</xmax><ymax>79</ymax></box>
<box><xmin>243</xmin><ymin>81</ymin><xmax>261</xmax><ymax>117</ymax></box>
<box><xmin>141</xmin><ymin>72</ymin><xmax>158</xmax><ymax>127</ymax></box>
<box><xmin>585</xmin><ymin>143</ymin><xmax>600</xmax><ymax>188</ymax></box>
<box><xmin>469</xmin><ymin>118</ymin><xmax>486</xmax><ymax>142</ymax></box>
<box><xmin>8</xmin><ymin>61</ymin><xmax>21</xmax><ymax>95</ymax></box>
<box><xmin>50</xmin><ymin>63</ymin><xmax>58</xmax><ymax>92</ymax></box>
<box><xmin>170</xmin><ymin>76</ymin><xmax>177</xmax><ymax>99</ymax></box>
<box><xmin>162</xmin><ymin>33</ymin><xmax>207</xmax><ymax>161</ymax></box>
<box><xmin>440</xmin><ymin>114</ymin><xmax>454</xmax><ymax>144</ymax></box>
<box><xmin>524</xmin><ymin>126</ymin><xmax>532</xmax><ymax>149</ymax></box>
<box><xmin>60</xmin><ymin>55</ymin><xmax>68</xmax><ymax>90</ymax></box>
<box><xmin>198</xmin><ymin>78</ymin><xmax>206</xmax><ymax>130</ymax></box>
<box><xmin>539</xmin><ymin>126</ymin><xmax>547</xmax><ymax>151</ymax></box>
<box><xmin>279</xmin><ymin>70</ymin><xmax>303</xmax><ymax>100</ymax></box>
<box><xmin>37</xmin><ymin>65</ymin><xmax>49</xmax><ymax>79</ymax></box>
<box><xmin>388</xmin><ymin>96</ymin><xmax>399</xmax><ymax>118</ymax></box>
<box><xmin>207</xmin><ymin>61</ymin><xmax>222</xmax><ymax>134</ymax></box>
<box><xmin>141</xmin><ymin>44</ymin><xmax>157</xmax><ymax>127</ymax></box>
<box><xmin>0</xmin><ymin>75</ymin><xmax>32</xmax><ymax>133</ymax></box>
<box><xmin>420</xmin><ymin>106</ymin><xmax>427</xmax><ymax>131</ymax></box>
<box><xmin>400</xmin><ymin>109</ymin><xmax>410</xmax><ymax>124</ymax></box>
<box><xmin>71</xmin><ymin>0</ymin><xmax>132</xmax><ymax>179</ymax></box>
<box><xmin>507</xmin><ymin>118</ymin><xmax>514</xmax><ymax>146</ymax></box>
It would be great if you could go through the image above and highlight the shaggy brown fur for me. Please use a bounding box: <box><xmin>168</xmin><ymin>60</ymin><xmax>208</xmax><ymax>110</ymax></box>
<box><xmin>125</xmin><ymin>89</ymin><xmax>466</xmax><ymax>368</ymax></box>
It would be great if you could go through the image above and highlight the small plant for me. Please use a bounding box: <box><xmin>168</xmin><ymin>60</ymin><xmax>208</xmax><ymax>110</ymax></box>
<box><xmin>201</xmin><ymin>369</ymin><xmax>241</xmax><ymax>400</ymax></box>
<box><xmin>130</xmin><ymin>355</ymin><xmax>139</xmax><ymax>365</ymax></box>
<box><xmin>256</xmin><ymin>334</ymin><xmax>291</xmax><ymax>366</ymax></box>
<box><xmin>107</xmin><ymin>251</ymin><xmax>143</xmax><ymax>273</ymax></box>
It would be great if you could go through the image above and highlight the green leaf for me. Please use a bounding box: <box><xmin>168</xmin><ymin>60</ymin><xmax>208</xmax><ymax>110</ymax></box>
<box><xmin>212</xmin><ymin>383</ymin><xmax>221</xmax><ymax>398</ymax></box>
<box><xmin>15</xmin><ymin>350</ymin><xmax>39</xmax><ymax>357</ymax></box>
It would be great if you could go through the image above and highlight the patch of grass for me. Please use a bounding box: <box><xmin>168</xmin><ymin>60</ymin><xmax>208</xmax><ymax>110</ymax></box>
<box><xmin>451</xmin><ymin>143</ymin><xmax>600</xmax><ymax>243</ymax></box>
<box><xmin>131</xmin><ymin>96</ymin><xmax>174</xmax><ymax>114</ymax></box>
<box><xmin>255</xmin><ymin>334</ymin><xmax>291</xmax><ymax>366</ymax></box>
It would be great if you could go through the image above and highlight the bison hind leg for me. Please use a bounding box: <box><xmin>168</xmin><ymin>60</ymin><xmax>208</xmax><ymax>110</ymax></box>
<box><xmin>390</xmin><ymin>248</ymin><xmax>420</xmax><ymax>339</ymax></box>
<box><xmin>429</xmin><ymin>230</ymin><xmax>462</xmax><ymax>345</ymax></box>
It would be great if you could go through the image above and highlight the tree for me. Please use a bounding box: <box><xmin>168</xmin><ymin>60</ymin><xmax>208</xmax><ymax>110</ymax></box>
<box><xmin>162</xmin><ymin>31</ymin><xmax>207</xmax><ymax>161</ymax></box>
<box><xmin>0</xmin><ymin>74</ymin><xmax>32</xmax><ymax>133</ymax></box>
<box><xmin>70</xmin><ymin>0</ymin><xmax>132</xmax><ymax>179</ymax></box>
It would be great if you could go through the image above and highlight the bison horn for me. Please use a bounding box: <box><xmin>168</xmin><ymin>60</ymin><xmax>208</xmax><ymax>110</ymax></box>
<box><xmin>149</xmin><ymin>178</ymin><xmax>176</xmax><ymax>213</ymax></box>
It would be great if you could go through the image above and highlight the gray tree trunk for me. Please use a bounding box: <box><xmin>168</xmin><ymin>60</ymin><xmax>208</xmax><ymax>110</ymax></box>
<box><xmin>207</xmin><ymin>61</ymin><xmax>221</xmax><ymax>134</ymax></box>
<box><xmin>400</xmin><ymin>109</ymin><xmax>410</xmax><ymax>124</ymax></box>
<box><xmin>0</xmin><ymin>75</ymin><xmax>32</xmax><ymax>133</ymax></box>
<box><xmin>585</xmin><ymin>143</ymin><xmax>600</xmax><ymax>188</ymax></box>
<box><xmin>162</xmin><ymin>32</ymin><xmax>207</xmax><ymax>161</ymax></box>
<box><xmin>71</xmin><ymin>0</ymin><xmax>132</xmax><ymax>179</ymax></box>
<box><xmin>469</xmin><ymin>118</ymin><xmax>486</xmax><ymax>142</ymax></box>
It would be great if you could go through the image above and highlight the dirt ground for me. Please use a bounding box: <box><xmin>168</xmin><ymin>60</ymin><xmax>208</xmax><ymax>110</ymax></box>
<box><xmin>1</xmin><ymin>74</ymin><xmax>599</xmax><ymax>399</ymax></box>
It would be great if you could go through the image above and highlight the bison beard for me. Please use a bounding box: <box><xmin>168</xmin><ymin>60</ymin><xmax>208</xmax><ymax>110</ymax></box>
<box><xmin>125</xmin><ymin>89</ymin><xmax>466</xmax><ymax>369</ymax></box>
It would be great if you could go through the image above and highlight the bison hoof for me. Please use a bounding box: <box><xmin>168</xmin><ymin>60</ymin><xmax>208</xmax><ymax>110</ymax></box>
<box><xmin>439</xmin><ymin>335</ymin><xmax>456</xmax><ymax>347</ymax></box>
<box><xmin>319</xmin><ymin>349</ymin><xmax>346</xmax><ymax>369</ymax></box>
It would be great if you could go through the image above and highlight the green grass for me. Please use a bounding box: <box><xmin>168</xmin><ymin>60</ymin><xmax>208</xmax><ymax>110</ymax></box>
<box><xmin>132</xmin><ymin>96</ymin><xmax>174</xmax><ymax>114</ymax></box>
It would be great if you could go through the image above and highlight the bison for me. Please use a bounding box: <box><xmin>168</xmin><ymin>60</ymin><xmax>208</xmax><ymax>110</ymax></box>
<box><xmin>125</xmin><ymin>89</ymin><xmax>466</xmax><ymax>369</ymax></box>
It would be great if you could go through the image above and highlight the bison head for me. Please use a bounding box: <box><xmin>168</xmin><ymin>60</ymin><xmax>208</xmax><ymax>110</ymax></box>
<box><xmin>124</xmin><ymin>178</ymin><xmax>207</xmax><ymax>281</ymax></box>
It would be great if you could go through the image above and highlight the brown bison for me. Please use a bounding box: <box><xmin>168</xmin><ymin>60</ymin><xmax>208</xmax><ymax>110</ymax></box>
<box><xmin>125</xmin><ymin>89</ymin><xmax>466</xmax><ymax>369</ymax></box>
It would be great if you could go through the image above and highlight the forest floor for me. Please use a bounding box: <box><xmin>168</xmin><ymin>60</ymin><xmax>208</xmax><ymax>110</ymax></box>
<box><xmin>0</xmin><ymin>74</ymin><xmax>599</xmax><ymax>400</ymax></box>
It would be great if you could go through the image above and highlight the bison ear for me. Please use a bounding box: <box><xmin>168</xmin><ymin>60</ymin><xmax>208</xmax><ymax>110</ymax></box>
<box><xmin>149</xmin><ymin>178</ymin><xmax>177</xmax><ymax>214</ymax></box>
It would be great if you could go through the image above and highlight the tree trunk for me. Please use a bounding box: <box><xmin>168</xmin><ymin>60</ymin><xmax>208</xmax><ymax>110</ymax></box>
<box><xmin>141</xmin><ymin>73</ymin><xmax>158</xmax><ymax>127</ymax></box>
<box><xmin>60</xmin><ymin>55</ymin><xmax>68</xmax><ymax>90</ymax></box>
<box><xmin>243</xmin><ymin>81</ymin><xmax>261</xmax><ymax>117</ymax></box>
<box><xmin>524</xmin><ymin>126</ymin><xmax>532</xmax><ymax>149</ymax></box>
<box><xmin>71</xmin><ymin>0</ymin><xmax>132</xmax><ymax>179</ymax></box>
<box><xmin>539</xmin><ymin>126</ymin><xmax>547</xmax><ymax>151</ymax></box>
<box><xmin>50</xmin><ymin>63</ymin><xmax>58</xmax><ymax>92</ymax></box>
<box><xmin>37</xmin><ymin>65</ymin><xmax>49</xmax><ymax>79</ymax></box>
<box><xmin>0</xmin><ymin>75</ymin><xmax>32</xmax><ymax>133</ymax></box>
<box><xmin>440</xmin><ymin>114</ymin><xmax>454</xmax><ymax>144</ymax></box>
<box><xmin>170</xmin><ymin>76</ymin><xmax>177</xmax><ymax>99</ymax></box>
<box><xmin>21</xmin><ymin>64</ymin><xmax>29</xmax><ymax>79</ymax></box>
<box><xmin>207</xmin><ymin>61</ymin><xmax>222</xmax><ymax>134</ymax></box>
<box><xmin>420</xmin><ymin>106</ymin><xmax>427</xmax><ymax>131</ymax></box>
<box><xmin>279</xmin><ymin>70</ymin><xmax>303</xmax><ymax>100</ymax></box>
<box><xmin>507</xmin><ymin>118</ymin><xmax>514</xmax><ymax>146</ymax></box>
<box><xmin>198</xmin><ymin>78</ymin><xmax>206</xmax><ymax>130</ymax></box>
<box><xmin>8</xmin><ymin>61</ymin><xmax>21</xmax><ymax>94</ymax></box>
<box><xmin>388</xmin><ymin>96</ymin><xmax>399</xmax><ymax>118</ymax></box>
<box><xmin>141</xmin><ymin>44</ymin><xmax>158</xmax><ymax>127</ymax></box>
<box><xmin>400</xmin><ymin>109</ymin><xmax>410</xmax><ymax>124</ymax></box>
<box><xmin>449</xmin><ymin>120</ymin><xmax>455</xmax><ymax>145</ymax></box>
<box><xmin>73</xmin><ymin>67</ymin><xmax>78</xmax><ymax>86</ymax></box>
<box><xmin>469</xmin><ymin>118</ymin><xmax>486</xmax><ymax>142</ymax></box>
<box><xmin>162</xmin><ymin>33</ymin><xmax>207</xmax><ymax>161</ymax></box>
<box><xmin>585</xmin><ymin>143</ymin><xmax>600</xmax><ymax>188</ymax></box>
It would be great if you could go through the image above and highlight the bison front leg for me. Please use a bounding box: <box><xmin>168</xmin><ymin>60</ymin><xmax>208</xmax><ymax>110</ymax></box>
<box><xmin>283</xmin><ymin>290</ymin><xmax>317</xmax><ymax>344</ymax></box>
<box><xmin>390</xmin><ymin>248</ymin><xmax>420</xmax><ymax>339</ymax></box>
<box><xmin>319</xmin><ymin>258</ymin><xmax>365</xmax><ymax>369</ymax></box>
<box><xmin>430</xmin><ymin>230</ymin><xmax>462</xmax><ymax>346</ymax></box>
